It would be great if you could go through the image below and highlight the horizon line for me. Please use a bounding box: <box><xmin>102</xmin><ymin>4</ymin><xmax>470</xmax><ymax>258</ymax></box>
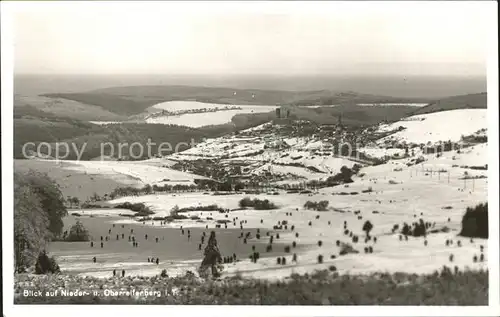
<box><xmin>14</xmin><ymin>73</ymin><xmax>487</xmax><ymax>78</ymax></box>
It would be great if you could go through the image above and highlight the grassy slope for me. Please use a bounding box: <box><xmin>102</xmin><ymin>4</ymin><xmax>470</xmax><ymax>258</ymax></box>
<box><xmin>14</xmin><ymin>95</ymin><xmax>125</xmax><ymax>121</ymax></box>
<box><xmin>410</xmin><ymin>92</ymin><xmax>487</xmax><ymax>116</ymax></box>
<box><xmin>39</xmin><ymin>93</ymin><xmax>164</xmax><ymax>116</ymax></box>
<box><xmin>15</xmin><ymin>122</ymin><xmax>215</xmax><ymax>160</ymax></box>
<box><xmin>14</xmin><ymin>106</ymin><xmax>98</xmax><ymax>158</ymax></box>
<box><xmin>288</xmin><ymin>105</ymin><xmax>417</xmax><ymax>126</ymax></box>
<box><xmin>14</xmin><ymin>160</ymin><xmax>127</xmax><ymax>202</ymax></box>
<box><xmin>14</xmin><ymin>268</ymin><xmax>488</xmax><ymax>305</ymax></box>
<box><xmin>41</xmin><ymin>85</ymin><xmax>431</xmax><ymax>116</ymax></box>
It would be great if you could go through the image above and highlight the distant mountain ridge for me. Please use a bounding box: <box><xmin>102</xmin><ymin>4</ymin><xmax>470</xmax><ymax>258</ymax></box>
<box><xmin>15</xmin><ymin>89</ymin><xmax>487</xmax><ymax>161</ymax></box>
<box><xmin>410</xmin><ymin>92</ymin><xmax>487</xmax><ymax>116</ymax></box>
<box><xmin>41</xmin><ymin>85</ymin><xmax>431</xmax><ymax>116</ymax></box>
<box><xmin>15</xmin><ymin>74</ymin><xmax>487</xmax><ymax>98</ymax></box>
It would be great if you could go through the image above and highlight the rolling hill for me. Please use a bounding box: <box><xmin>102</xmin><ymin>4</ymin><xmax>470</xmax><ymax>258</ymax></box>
<box><xmin>14</xmin><ymin>95</ymin><xmax>125</xmax><ymax>121</ymax></box>
<box><xmin>410</xmin><ymin>92</ymin><xmax>487</xmax><ymax>116</ymax></box>
<box><xmin>375</xmin><ymin>108</ymin><xmax>487</xmax><ymax>145</ymax></box>
<box><xmin>13</xmin><ymin>104</ymin><xmax>273</xmax><ymax>160</ymax></box>
<box><xmin>41</xmin><ymin>85</ymin><xmax>431</xmax><ymax>116</ymax></box>
<box><xmin>14</xmin><ymin>88</ymin><xmax>488</xmax><ymax>160</ymax></box>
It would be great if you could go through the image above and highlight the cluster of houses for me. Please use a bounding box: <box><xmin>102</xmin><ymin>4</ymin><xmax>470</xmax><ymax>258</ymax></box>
<box><xmin>167</xmin><ymin>106</ymin><xmax>398</xmax><ymax>188</ymax></box>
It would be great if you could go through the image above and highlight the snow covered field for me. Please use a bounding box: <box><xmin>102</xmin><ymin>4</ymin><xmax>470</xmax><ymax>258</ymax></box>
<box><xmin>146</xmin><ymin>101</ymin><xmax>277</xmax><ymax>127</ymax></box>
<box><xmin>146</xmin><ymin>107</ymin><xmax>276</xmax><ymax>127</ymax></box>
<box><xmin>67</xmin><ymin>208</ymin><xmax>136</xmax><ymax>217</ymax></box>
<box><xmin>39</xmin><ymin>159</ymin><xmax>209</xmax><ymax>187</ymax></box>
<box><xmin>75</xmin><ymin>142</ymin><xmax>485</xmax><ymax>280</ymax></box>
<box><xmin>357</xmin><ymin>147</ymin><xmax>406</xmax><ymax>160</ymax></box>
<box><xmin>89</xmin><ymin>101</ymin><xmax>276</xmax><ymax>127</ymax></box>
<box><xmin>376</xmin><ymin>109</ymin><xmax>487</xmax><ymax>144</ymax></box>
<box><xmin>151</xmin><ymin>101</ymin><xmax>273</xmax><ymax>112</ymax></box>
<box><xmin>89</xmin><ymin>121</ymin><xmax>121</xmax><ymax>125</ymax></box>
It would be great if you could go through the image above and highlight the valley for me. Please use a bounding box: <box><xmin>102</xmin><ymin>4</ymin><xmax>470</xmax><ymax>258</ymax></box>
<box><xmin>13</xmin><ymin>87</ymin><xmax>489</xmax><ymax>282</ymax></box>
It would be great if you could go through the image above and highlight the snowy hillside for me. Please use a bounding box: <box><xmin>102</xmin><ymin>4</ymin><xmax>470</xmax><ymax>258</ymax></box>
<box><xmin>106</xmin><ymin>140</ymin><xmax>488</xmax><ymax>279</ymax></box>
<box><xmin>146</xmin><ymin>101</ymin><xmax>276</xmax><ymax>127</ymax></box>
<box><xmin>42</xmin><ymin>159</ymin><xmax>209</xmax><ymax>187</ymax></box>
<box><xmin>375</xmin><ymin>109</ymin><xmax>487</xmax><ymax>144</ymax></box>
<box><xmin>165</xmin><ymin>108</ymin><xmax>488</xmax><ymax>184</ymax></box>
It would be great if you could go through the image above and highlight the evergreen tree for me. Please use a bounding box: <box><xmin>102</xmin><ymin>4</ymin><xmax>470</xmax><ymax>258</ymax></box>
<box><xmin>362</xmin><ymin>220</ymin><xmax>373</xmax><ymax>237</ymax></box>
<box><xmin>67</xmin><ymin>220</ymin><xmax>90</xmax><ymax>241</ymax></box>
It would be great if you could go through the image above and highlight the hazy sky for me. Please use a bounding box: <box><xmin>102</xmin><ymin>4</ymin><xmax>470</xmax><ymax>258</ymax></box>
<box><xmin>11</xmin><ymin>1</ymin><xmax>492</xmax><ymax>76</ymax></box>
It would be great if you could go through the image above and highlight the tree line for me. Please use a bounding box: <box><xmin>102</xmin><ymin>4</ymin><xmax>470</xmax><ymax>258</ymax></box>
<box><xmin>14</xmin><ymin>170</ymin><xmax>67</xmax><ymax>272</ymax></box>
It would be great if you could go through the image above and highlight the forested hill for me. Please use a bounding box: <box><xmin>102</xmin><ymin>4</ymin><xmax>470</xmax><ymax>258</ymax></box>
<box><xmin>410</xmin><ymin>92</ymin><xmax>487</xmax><ymax>116</ymax></box>
<box><xmin>41</xmin><ymin>85</ymin><xmax>431</xmax><ymax>116</ymax></box>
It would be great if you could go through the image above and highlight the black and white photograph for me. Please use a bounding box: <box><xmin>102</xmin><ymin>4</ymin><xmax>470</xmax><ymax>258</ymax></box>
<box><xmin>2</xmin><ymin>0</ymin><xmax>499</xmax><ymax>315</ymax></box>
